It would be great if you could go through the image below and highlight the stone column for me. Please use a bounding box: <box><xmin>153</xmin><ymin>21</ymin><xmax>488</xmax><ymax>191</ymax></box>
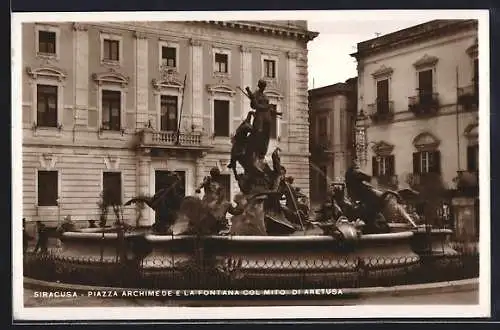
<box><xmin>240</xmin><ymin>46</ymin><xmax>252</xmax><ymax>120</ymax></box>
<box><xmin>137</xmin><ymin>152</ymin><xmax>152</xmax><ymax>226</ymax></box>
<box><xmin>73</xmin><ymin>23</ymin><xmax>89</xmax><ymax>127</ymax></box>
<box><xmin>135</xmin><ymin>32</ymin><xmax>149</xmax><ymax>129</ymax></box>
<box><xmin>190</xmin><ymin>39</ymin><xmax>203</xmax><ymax>131</ymax></box>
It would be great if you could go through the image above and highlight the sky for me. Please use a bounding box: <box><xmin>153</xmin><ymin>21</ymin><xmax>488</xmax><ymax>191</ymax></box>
<box><xmin>307</xmin><ymin>19</ymin><xmax>430</xmax><ymax>89</ymax></box>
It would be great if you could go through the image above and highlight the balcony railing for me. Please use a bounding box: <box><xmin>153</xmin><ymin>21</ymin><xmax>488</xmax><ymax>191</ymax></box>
<box><xmin>368</xmin><ymin>100</ymin><xmax>394</xmax><ymax>123</ymax></box>
<box><xmin>408</xmin><ymin>93</ymin><xmax>440</xmax><ymax>117</ymax></box>
<box><xmin>138</xmin><ymin>129</ymin><xmax>210</xmax><ymax>150</ymax></box>
<box><xmin>458</xmin><ymin>84</ymin><xmax>479</xmax><ymax>111</ymax></box>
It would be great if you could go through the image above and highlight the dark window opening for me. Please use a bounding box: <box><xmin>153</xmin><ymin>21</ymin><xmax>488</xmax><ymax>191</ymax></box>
<box><xmin>160</xmin><ymin>95</ymin><xmax>178</xmax><ymax>131</ymax></box>
<box><xmin>101</xmin><ymin>90</ymin><xmax>121</xmax><ymax>131</ymax></box>
<box><xmin>161</xmin><ymin>46</ymin><xmax>177</xmax><ymax>68</ymax></box>
<box><xmin>37</xmin><ymin>84</ymin><xmax>58</xmax><ymax>127</ymax></box>
<box><xmin>264</xmin><ymin>59</ymin><xmax>276</xmax><ymax>78</ymax></box>
<box><xmin>38</xmin><ymin>171</ymin><xmax>58</xmax><ymax>206</ymax></box>
<box><xmin>103</xmin><ymin>172</ymin><xmax>122</xmax><ymax>205</ymax></box>
<box><xmin>412</xmin><ymin>150</ymin><xmax>441</xmax><ymax>174</ymax></box>
<box><xmin>38</xmin><ymin>31</ymin><xmax>56</xmax><ymax>54</ymax></box>
<box><xmin>376</xmin><ymin>79</ymin><xmax>389</xmax><ymax>113</ymax></box>
<box><xmin>214</xmin><ymin>100</ymin><xmax>230</xmax><ymax>137</ymax></box>
<box><xmin>215</xmin><ymin>53</ymin><xmax>228</xmax><ymax>73</ymax></box>
<box><xmin>103</xmin><ymin>39</ymin><xmax>120</xmax><ymax>61</ymax></box>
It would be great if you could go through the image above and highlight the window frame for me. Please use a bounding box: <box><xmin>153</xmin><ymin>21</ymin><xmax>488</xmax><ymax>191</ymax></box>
<box><xmin>159</xmin><ymin>94</ymin><xmax>179</xmax><ymax>132</ymax></box>
<box><xmin>212</xmin><ymin>47</ymin><xmax>231</xmax><ymax>77</ymax></box>
<box><xmin>159</xmin><ymin>40</ymin><xmax>179</xmax><ymax>71</ymax></box>
<box><xmin>36</xmin><ymin>84</ymin><xmax>59</xmax><ymax>128</ymax></box>
<box><xmin>100</xmin><ymin>32</ymin><xmax>123</xmax><ymax>66</ymax></box>
<box><xmin>100</xmin><ymin>89</ymin><xmax>122</xmax><ymax>131</ymax></box>
<box><xmin>213</xmin><ymin>98</ymin><xmax>231</xmax><ymax>138</ymax></box>
<box><xmin>261</xmin><ymin>53</ymin><xmax>279</xmax><ymax>80</ymax></box>
<box><xmin>35</xmin><ymin>169</ymin><xmax>60</xmax><ymax>208</ymax></box>
<box><xmin>35</xmin><ymin>24</ymin><xmax>60</xmax><ymax>60</ymax></box>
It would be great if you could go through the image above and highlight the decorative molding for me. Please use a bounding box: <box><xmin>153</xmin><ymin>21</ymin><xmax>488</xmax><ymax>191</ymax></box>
<box><xmin>286</xmin><ymin>51</ymin><xmax>298</xmax><ymax>59</ymax></box>
<box><xmin>39</xmin><ymin>153</ymin><xmax>58</xmax><ymax>169</ymax></box>
<box><xmin>372</xmin><ymin>141</ymin><xmax>395</xmax><ymax>156</ymax></box>
<box><xmin>134</xmin><ymin>31</ymin><xmax>148</xmax><ymax>39</ymax></box>
<box><xmin>466</xmin><ymin>38</ymin><xmax>478</xmax><ymax>58</ymax></box>
<box><xmin>464</xmin><ymin>122</ymin><xmax>478</xmax><ymax>139</ymax></box>
<box><xmin>103</xmin><ymin>155</ymin><xmax>120</xmax><ymax>170</ymax></box>
<box><xmin>371</xmin><ymin>65</ymin><xmax>394</xmax><ymax>79</ymax></box>
<box><xmin>26</xmin><ymin>65</ymin><xmax>67</xmax><ymax>81</ymax></box>
<box><xmin>152</xmin><ymin>68</ymin><xmax>184</xmax><ymax>92</ymax></box>
<box><xmin>240</xmin><ymin>45</ymin><xmax>251</xmax><ymax>53</ymax></box>
<box><xmin>92</xmin><ymin>68</ymin><xmax>129</xmax><ymax>87</ymax></box>
<box><xmin>264</xmin><ymin>88</ymin><xmax>284</xmax><ymax>101</ymax></box>
<box><xmin>72</xmin><ymin>23</ymin><xmax>88</xmax><ymax>31</ymax></box>
<box><xmin>189</xmin><ymin>38</ymin><xmax>202</xmax><ymax>47</ymax></box>
<box><xmin>412</xmin><ymin>132</ymin><xmax>441</xmax><ymax>151</ymax></box>
<box><xmin>206</xmin><ymin>83</ymin><xmax>236</xmax><ymax>96</ymax></box>
<box><xmin>413</xmin><ymin>54</ymin><xmax>439</xmax><ymax>69</ymax></box>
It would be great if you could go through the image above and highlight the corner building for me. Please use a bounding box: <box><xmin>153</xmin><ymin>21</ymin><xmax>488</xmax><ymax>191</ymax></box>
<box><xmin>22</xmin><ymin>21</ymin><xmax>318</xmax><ymax>226</ymax></box>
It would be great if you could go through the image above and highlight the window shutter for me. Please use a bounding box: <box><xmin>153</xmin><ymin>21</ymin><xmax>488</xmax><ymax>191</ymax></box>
<box><xmin>412</xmin><ymin>152</ymin><xmax>420</xmax><ymax>174</ymax></box>
<box><xmin>388</xmin><ymin>155</ymin><xmax>395</xmax><ymax>176</ymax></box>
<box><xmin>432</xmin><ymin>150</ymin><xmax>441</xmax><ymax>174</ymax></box>
<box><xmin>467</xmin><ymin>146</ymin><xmax>475</xmax><ymax>171</ymax></box>
<box><xmin>372</xmin><ymin>156</ymin><xmax>377</xmax><ymax>177</ymax></box>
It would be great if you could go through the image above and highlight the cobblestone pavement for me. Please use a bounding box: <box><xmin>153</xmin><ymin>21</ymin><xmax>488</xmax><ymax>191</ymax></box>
<box><xmin>23</xmin><ymin>288</ymin><xmax>478</xmax><ymax>308</ymax></box>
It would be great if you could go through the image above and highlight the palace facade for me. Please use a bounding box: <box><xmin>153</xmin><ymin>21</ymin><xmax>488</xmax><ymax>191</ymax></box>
<box><xmin>351</xmin><ymin>19</ymin><xmax>479</xmax><ymax>235</ymax></box>
<box><xmin>21</xmin><ymin>21</ymin><xmax>318</xmax><ymax>226</ymax></box>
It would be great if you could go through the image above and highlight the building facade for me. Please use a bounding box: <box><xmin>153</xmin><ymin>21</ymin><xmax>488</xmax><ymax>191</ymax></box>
<box><xmin>308</xmin><ymin>78</ymin><xmax>357</xmax><ymax>206</ymax></box>
<box><xmin>351</xmin><ymin>20</ymin><xmax>479</xmax><ymax>234</ymax></box>
<box><xmin>21</xmin><ymin>21</ymin><xmax>318</xmax><ymax>226</ymax></box>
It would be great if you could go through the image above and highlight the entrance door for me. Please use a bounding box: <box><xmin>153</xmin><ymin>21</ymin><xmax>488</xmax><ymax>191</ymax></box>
<box><xmin>418</xmin><ymin>69</ymin><xmax>433</xmax><ymax>104</ymax></box>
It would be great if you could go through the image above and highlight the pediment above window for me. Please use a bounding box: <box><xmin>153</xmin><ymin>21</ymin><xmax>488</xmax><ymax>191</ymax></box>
<box><xmin>413</xmin><ymin>132</ymin><xmax>440</xmax><ymax>151</ymax></box>
<box><xmin>371</xmin><ymin>65</ymin><xmax>394</xmax><ymax>79</ymax></box>
<box><xmin>464</xmin><ymin>122</ymin><xmax>478</xmax><ymax>138</ymax></box>
<box><xmin>92</xmin><ymin>69</ymin><xmax>129</xmax><ymax>87</ymax></box>
<box><xmin>152</xmin><ymin>78</ymin><xmax>184</xmax><ymax>92</ymax></box>
<box><xmin>413</xmin><ymin>54</ymin><xmax>439</xmax><ymax>69</ymax></box>
<box><xmin>466</xmin><ymin>38</ymin><xmax>478</xmax><ymax>58</ymax></box>
<box><xmin>372</xmin><ymin>140</ymin><xmax>394</xmax><ymax>156</ymax></box>
<box><xmin>26</xmin><ymin>65</ymin><xmax>67</xmax><ymax>81</ymax></box>
<box><xmin>264</xmin><ymin>88</ymin><xmax>284</xmax><ymax>100</ymax></box>
<box><xmin>206</xmin><ymin>83</ymin><xmax>236</xmax><ymax>96</ymax></box>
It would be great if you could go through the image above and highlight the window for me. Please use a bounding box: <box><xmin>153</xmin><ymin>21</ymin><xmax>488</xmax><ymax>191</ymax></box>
<box><xmin>418</xmin><ymin>69</ymin><xmax>433</xmax><ymax>102</ymax></box>
<box><xmin>269</xmin><ymin>104</ymin><xmax>278</xmax><ymax>139</ymax></box>
<box><xmin>161</xmin><ymin>46</ymin><xmax>177</xmax><ymax>68</ymax></box>
<box><xmin>219</xmin><ymin>174</ymin><xmax>231</xmax><ymax>200</ymax></box>
<box><xmin>160</xmin><ymin>95</ymin><xmax>178</xmax><ymax>131</ymax></box>
<box><xmin>317</xmin><ymin>114</ymin><xmax>328</xmax><ymax>140</ymax></box>
<box><xmin>213</xmin><ymin>99</ymin><xmax>230</xmax><ymax>137</ymax></box>
<box><xmin>372</xmin><ymin>155</ymin><xmax>395</xmax><ymax>177</ymax></box>
<box><xmin>101</xmin><ymin>90</ymin><xmax>121</xmax><ymax>131</ymax></box>
<box><xmin>38</xmin><ymin>31</ymin><xmax>56</xmax><ymax>54</ymax></box>
<box><xmin>467</xmin><ymin>145</ymin><xmax>479</xmax><ymax>172</ymax></box>
<box><xmin>215</xmin><ymin>53</ymin><xmax>228</xmax><ymax>73</ymax></box>
<box><xmin>103</xmin><ymin>172</ymin><xmax>122</xmax><ymax>205</ymax></box>
<box><xmin>103</xmin><ymin>39</ymin><xmax>120</xmax><ymax>61</ymax></box>
<box><xmin>376</xmin><ymin>79</ymin><xmax>389</xmax><ymax>113</ymax></box>
<box><xmin>413</xmin><ymin>151</ymin><xmax>441</xmax><ymax>174</ymax></box>
<box><xmin>264</xmin><ymin>59</ymin><xmax>276</xmax><ymax>79</ymax></box>
<box><xmin>36</xmin><ymin>85</ymin><xmax>58</xmax><ymax>127</ymax></box>
<box><xmin>38</xmin><ymin>171</ymin><xmax>58</xmax><ymax>206</ymax></box>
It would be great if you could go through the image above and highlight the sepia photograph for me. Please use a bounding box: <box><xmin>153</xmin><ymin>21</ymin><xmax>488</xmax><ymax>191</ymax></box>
<box><xmin>11</xmin><ymin>10</ymin><xmax>490</xmax><ymax>321</ymax></box>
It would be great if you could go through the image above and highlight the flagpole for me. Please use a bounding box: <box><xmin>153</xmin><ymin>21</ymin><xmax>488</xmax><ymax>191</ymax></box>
<box><xmin>175</xmin><ymin>73</ymin><xmax>188</xmax><ymax>145</ymax></box>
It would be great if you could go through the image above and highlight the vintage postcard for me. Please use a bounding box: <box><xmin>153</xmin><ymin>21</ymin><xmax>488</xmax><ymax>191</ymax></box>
<box><xmin>12</xmin><ymin>9</ymin><xmax>490</xmax><ymax>321</ymax></box>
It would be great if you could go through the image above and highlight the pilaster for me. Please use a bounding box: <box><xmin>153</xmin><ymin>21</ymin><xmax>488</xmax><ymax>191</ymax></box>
<box><xmin>240</xmin><ymin>45</ymin><xmax>253</xmax><ymax>120</ymax></box>
<box><xmin>135</xmin><ymin>32</ymin><xmax>149</xmax><ymax>129</ymax></box>
<box><xmin>190</xmin><ymin>39</ymin><xmax>203</xmax><ymax>131</ymax></box>
<box><xmin>73</xmin><ymin>23</ymin><xmax>89</xmax><ymax>127</ymax></box>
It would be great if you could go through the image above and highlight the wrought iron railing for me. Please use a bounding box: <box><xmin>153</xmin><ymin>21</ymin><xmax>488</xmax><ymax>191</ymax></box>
<box><xmin>458</xmin><ymin>84</ymin><xmax>479</xmax><ymax>110</ymax></box>
<box><xmin>408</xmin><ymin>93</ymin><xmax>440</xmax><ymax>116</ymax></box>
<box><xmin>368</xmin><ymin>100</ymin><xmax>394</xmax><ymax>123</ymax></box>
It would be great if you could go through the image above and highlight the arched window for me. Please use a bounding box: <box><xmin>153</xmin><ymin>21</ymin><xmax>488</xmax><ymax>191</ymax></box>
<box><xmin>412</xmin><ymin>132</ymin><xmax>441</xmax><ymax>174</ymax></box>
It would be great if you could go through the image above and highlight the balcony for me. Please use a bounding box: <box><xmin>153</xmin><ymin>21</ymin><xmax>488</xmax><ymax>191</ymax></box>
<box><xmin>455</xmin><ymin>170</ymin><xmax>479</xmax><ymax>195</ymax></box>
<box><xmin>375</xmin><ymin>175</ymin><xmax>398</xmax><ymax>190</ymax></box>
<box><xmin>458</xmin><ymin>84</ymin><xmax>479</xmax><ymax>111</ymax></box>
<box><xmin>368</xmin><ymin>100</ymin><xmax>394</xmax><ymax>123</ymax></box>
<box><xmin>408</xmin><ymin>93</ymin><xmax>440</xmax><ymax>117</ymax></box>
<box><xmin>136</xmin><ymin>128</ymin><xmax>212</xmax><ymax>151</ymax></box>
